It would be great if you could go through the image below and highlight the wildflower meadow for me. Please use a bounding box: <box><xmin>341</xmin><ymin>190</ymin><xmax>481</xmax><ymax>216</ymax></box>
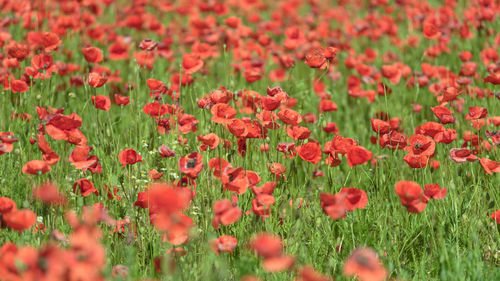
<box><xmin>0</xmin><ymin>0</ymin><xmax>499</xmax><ymax>280</ymax></box>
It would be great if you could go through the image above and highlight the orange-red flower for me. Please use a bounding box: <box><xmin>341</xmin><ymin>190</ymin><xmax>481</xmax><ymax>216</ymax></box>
<box><xmin>33</xmin><ymin>182</ymin><xmax>67</xmax><ymax>206</ymax></box>
<box><xmin>210</xmin><ymin>103</ymin><xmax>236</xmax><ymax>124</ymax></box>
<box><xmin>91</xmin><ymin>95</ymin><xmax>111</xmax><ymax>111</ymax></box>
<box><xmin>479</xmin><ymin>158</ymin><xmax>500</xmax><ymax>175</ymax></box>
<box><xmin>295</xmin><ymin>266</ymin><xmax>332</xmax><ymax>281</ymax></box>
<box><xmin>82</xmin><ymin>46</ymin><xmax>103</xmax><ymax>64</ymax></box>
<box><xmin>339</xmin><ymin>187</ymin><xmax>368</xmax><ymax>211</ymax></box>
<box><xmin>491</xmin><ymin>210</ymin><xmax>500</xmax><ymax>224</ymax></box>
<box><xmin>182</xmin><ymin>53</ymin><xmax>204</xmax><ymax>74</ymax></box>
<box><xmin>212</xmin><ymin>199</ymin><xmax>242</xmax><ymax>229</ymax></box>
<box><xmin>298</xmin><ymin>142</ymin><xmax>322</xmax><ymax>164</ymax></box>
<box><xmin>21</xmin><ymin>160</ymin><xmax>51</xmax><ymax>175</ymax></box>
<box><xmin>424</xmin><ymin>184</ymin><xmax>447</xmax><ymax>200</ymax></box>
<box><xmin>118</xmin><ymin>149</ymin><xmax>142</xmax><ymax>167</ymax></box>
<box><xmin>73</xmin><ymin>179</ymin><xmax>98</xmax><ymax>197</ymax></box>
<box><xmin>346</xmin><ymin>145</ymin><xmax>372</xmax><ymax>167</ymax></box>
<box><xmin>343</xmin><ymin>248</ymin><xmax>388</xmax><ymax>281</ymax></box>
<box><xmin>178</xmin><ymin>152</ymin><xmax>203</xmax><ymax>179</ymax></box>
<box><xmin>277</xmin><ymin>107</ymin><xmax>302</xmax><ymax>126</ymax></box>
<box><xmin>197</xmin><ymin>133</ymin><xmax>220</xmax><ymax>151</ymax></box>
<box><xmin>0</xmin><ymin>197</ymin><xmax>16</xmax><ymax>214</ymax></box>
<box><xmin>394</xmin><ymin>180</ymin><xmax>428</xmax><ymax>213</ymax></box>
<box><xmin>88</xmin><ymin>72</ymin><xmax>107</xmax><ymax>88</ymax></box>
<box><xmin>210</xmin><ymin>235</ymin><xmax>238</xmax><ymax>254</ymax></box>
<box><xmin>2</xmin><ymin>209</ymin><xmax>36</xmax><ymax>232</ymax></box>
<box><xmin>423</xmin><ymin>22</ymin><xmax>440</xmax><ymax>39</ymax></box>
<box><xmin>320</xmin><ymin>192</ymin><xmax>347</xmax><ymax>220</ymax></box>
<box><xmin>10</xmin><ymin>79</ymin><xmax>29</xmax><ymax>93</ymax></box>
<box><xmin>249</xmin><ymin>233</ymin><xmax>295</xmax><ymax>272</ymax></box>
<box><xmin>449</xmin><ymin>148</ymin><xmax>478</xmax><ymax>163</ymax></box>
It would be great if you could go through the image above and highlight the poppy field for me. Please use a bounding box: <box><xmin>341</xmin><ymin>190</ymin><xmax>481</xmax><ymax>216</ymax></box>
<box><xmin>1</xmin><ymin>0</ymin><xmax>500</xmax><ymax>280</ymax></box>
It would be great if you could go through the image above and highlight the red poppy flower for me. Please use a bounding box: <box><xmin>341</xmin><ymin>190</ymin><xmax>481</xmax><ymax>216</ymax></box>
<box><xmin>303</xmin><ymin>113</ymin><xmax>318</xmax><ymax>123</ymax></box>
<box><xmin>211</xmin><ymin>103</ymin><xmax>236</xmax><ymax>124</ymax></box>
<box><xmin>251</xmin><ymin>182</ymin><xmax>277</xmax><ymax>196</ymax></box>
<box><xmin>0</xmin><ymin>141</ymin><xmax>14</xmax><ymax>156</ymax></box>
<box><xmin>33</xmin><ymin>182</ymin><xmax>67</xmax><ymax>206</ymax></box>
<box><xmin>370</xmin><ymin>118</ymin><xmax>390</xmax><ymax>134</ymax></box>
<box><xmin>82</xmin><ymin>46</ymin><xmax>103</xmax><ymax>64</ymax></box>
<box><xmin>424</xmin><ymin>184</ymin><xmax>447</xmax><ymax>200</ymax></box>
<box><xmin>304</xmin><ymin>47</ymin><xmax>336</xmax><ymax>69</ymax></box>
<box><xmin>267</xmin><ymin>163</ymin><xmax>287</xmax><ymax>180</ymax></box>
<box><xmin>491</xmin><ymin>210</ymin><xmax>500</xmax><ymax>224</ymax></box>
<box><xmin>394</xmin><ymin>180</ymin><xmax>428</xmax><ymax>213</ymax></box>
<box><xmin>327</xmin><ymin>135</ymin><xmax>358</xmax><ymax>155</ymax></box>
<box><xmin>320</xmin><ymin>192</ymin><xmax>347</xmax><ymax>220</ymax></box>
<box><xmin>298</xmin><ymin>142</ymin><xmax>322</xmax><ymax>164</ymax></box>
<box><xmin>430</xmin><ymin>105</ymin><xmax>454</xmax><ymax>124</ymax></box>
<box><xmin>287</xmin><ymin>126</ymin><xmax>311</xmax><ymax>140</ymax></box>
<box><xmin>158</xmin><ymin>145</ymin><xmax>176</xmax><ymax>158</ymax></box>
<box><xmin>68</xmin><ymin>145</ymin><xmax>97</xmax><ymax>169</ymax></box>
<box><xmin>144</xmin><ymin>182</ymin><xmax>192</xmax><ymax>232</ymax></box>
<box><xmin>88</xmin><ymin>72</ymin><xmax>107</xmax><ymax>88</ymax></box>
<box><xmin>212</xmin><ymin>199</ymin><xmax>242</xmax><ymax>229</ymax></box>
<box><xmin>114</xmin><ymin>94</ymin><xmax>131</xmax><ymax>106</ymax></box>
<box><xmin>208</xmin><ymin>158</ymin><xmax>230</xmax><ymax>179</ymax></box>
<box><xmin>118</xmin><ymin>149</ymin><xmax>142</xmax><ymax>167</ymax></box>
<box><xmin>479</xmin><ymin>158</ymin><xmax>500</xmax><ymax>175</ymax></box>
<box><xmin>449</xmin><ymin>148</ymin><xmax>478</xmax><ymax>163</ymax></box>
<box><xmin>484</xmin><ymin>72</ymin><xmax>500</xmax><ymax>85</ymax></box>
<box><xmin>465</xmin><ymin>107</ymin><xmax>488</xmax><ymax>120</ymax></box>
<box><xmin>143</xmin><ymin>102</ymin><xmax>170</xmax><ymax>118</ymax></box>
<box><xmin>343</xmin><ymin>248</ymin><xmax>388</xmax><ymax>281</ymax></box>
<box><xmin>277</xmin><ymin>107</ymin><xmax>302</xmax><ymax>126</ymax></box>
<box><xmin>405</xmin><ymin>134</ymin><xmax>435</xmax><ymax>156</ymax></box>
<box><xmin>276</xmin><ymin>142</ymin><xmax>297</xmax><ymax>159</ymax></box>
<box><xmin>6</xmin><ymin>41</ymin><xmax>29</xmax><ymax>60</ymax></box>
<box><xmin>40</xmin><ymin>32</ymin><xmax>61</xmax><ymax>51</ymax></box>
<box><xmin>260</xmin><ymin>96</ymin><xmax>281</xmax><ymax>111</ymax></box>
<box><xmin>134</xmin><ymin>192</ymin><xmax>149</xmax><ymax>208</ymax></box>
<box><xmin>197</xmin><ymin>133</ymin><xmax>220</xmax><ymax>150</ymax></box>
<box><xmin>178</xmin><ymin>114</ymin><xmax>199</xmax><ymax>134</ymax></box>
<box><xmin>381</xmin><ymin>64</ymin><xmax>402</xmax><ymax>84</ymax></box>
<box><xmin>262</xmin><ymin>255</ymin><xmax>295</xmax><ymax>272</ymax></box>
<box><xmin>149</xmin><ymin>169</ymin><xmax>164</xmax><ymax>180</ymax></box>
<box><xmin>379</xmin><ymin>131</ymin><xmax>407</xmax><ymax>150</ymax></box>
<box><xmin>417</xmin><ymin>122</ymin><xmax>444</xmax><ymax>138</ymax></box>
<box><xmin>434</xmin><ymin>128</ymin><xmax>457</xmax><ymax>144</ymax></box>
<box><xmin>0</xmin><ymin>197</ymin><xmax>16</xmax><ymax>214</ymax></box>
<box><xmin>73</xmin><ymin>179</ymin><xmax>98</xmax><ymax>197</ymax></box>
<box><xmin>227</xmin><ymin>119</ymin><xmax>249</xmax><ymax>137</ymax></box>
<box><xmin>91</xmin><ymin>95</ymin><xmax>111</xmax><ymax>111</ymax></box>
<box><xmin>139</xmin><ymin>39</ymin><xmax>158</xmax><ymax>51</ymax></box>
<box><xmin>296</xmin><ymin>266</ymin><xmax>332</xmax><ymax>281</ymax></box>
<box><xmin>22</xmin><ymin>160</ymin><xmax>51</xmax><ymax>175</ymax></box>
<box><xmin>10</xmin><ymin>79</ymin><xmax>29</xmax><ymax>93</ymax></box>
<box><xmin>108</xmin><ymin>40</ymin><xmax>129</xmax><ymax>60</ymax></box>
<box><xmin>323</xmin><ymin>122</ymin><xmax>339</xmax><ymax>134</ymax></box>
<box><xmin>210</xmin><ymin>235</ymin><xmax>238</xmax><ymax>254</ymax></box>
<box><xmin>423</xmin><ymin>22</ymin><xmax>440</xmax><ymax>39</ymax></box>
<box><xmin>319</xmin><ymin>100</ymin><xmax>337</xmax><ymax>113</ymax></box>
<box><xmin>178</xmin><ymin>152</ymin><xmax>203</xmax><ymax>179</ymax></box>
<box><xmin>2</xmin><ymin>209</ymin><xmax>36</xmax><ymax>232</ymax></box>
<box><xmin>346</xmin><ymin>146</ymin><xmax>373</xmax><ymax>167</ymax></box>
<box><xmin>249</xmin><ymin>233</ymin><xmax>283</xmax><ymax>259</ymax></box>
<box><xmin>221</xmin><ymin>166</ymin><xmax>250</xmax><ymax>194</ymax></box>
<box><xmin>339</xmin><ymin>187</ymin><xmax>368</xmax><ymax>211</ymax></box>
<box><xmin>182</xmin><ymin>53</ymin><xmax>204</xmax><ymax>74</ymax></box>
<box><xmin>146</xmin><ymin>79</ymin><xmax>168</xmax><ymax>98</ymax></box>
